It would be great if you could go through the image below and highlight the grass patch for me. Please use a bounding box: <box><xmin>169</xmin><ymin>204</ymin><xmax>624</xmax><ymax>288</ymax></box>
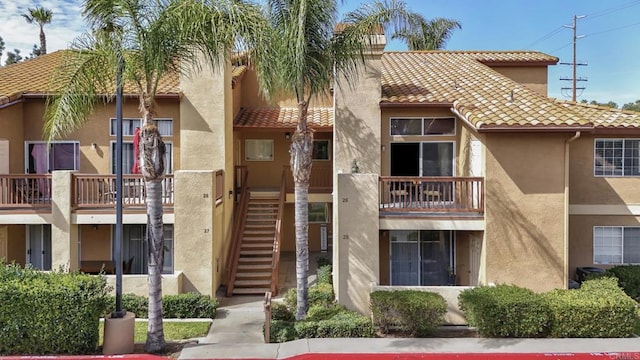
<box><xmin>99</xmin><ymin>321</ymin><xmax>211</xmax><ymax>344</ymax></box>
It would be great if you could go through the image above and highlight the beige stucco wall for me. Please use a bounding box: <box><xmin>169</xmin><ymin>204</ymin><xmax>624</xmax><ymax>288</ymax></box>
<box><xmin>0</xmin><ymin>103</ymin><xmax>25</xmax><ymax>173</ymax></box>
<box><xmin>334</xmin><ymin>174</ymin><xmax>380</xmax><ymax>314</ymax></box>
<box><xmin>483</xmin><ymin>133</ymin><xmax>567</xmax><ymax>291</ymax></box>
<box><xmin>105</xmin><ymin>272</ymin><xmax>183</xmax><ymax>296</ymax></box>
<box><xmin>174</xmin><ymin>170</ymin><xmax>218</xmax><ymax>295</ymax></box>
<box><xmin>80</xmin><ymin>224</ymin><xmax>112</xmax><ymax>261</ymax></box>
<box><xmin>489</xmin><ymin>66</ymin><xmax>549</xmax><ymax>97</ymax></box>
<box><xmin>569</xmin><ymin>135</ymin><xmax>640</xmax><ymax>205</ymax></box>
<box><xmin>51</xmin><ymin>171</ymin><xmax>79</xmax><ymax>271</ymax></box>
<box><xmin>7</xmin><ymin>224</ymin><xmax>25</xmax><ymax>265</ymax></box>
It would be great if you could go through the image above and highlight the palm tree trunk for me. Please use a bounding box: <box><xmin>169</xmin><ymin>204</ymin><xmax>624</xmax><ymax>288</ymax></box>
<box><xmin>291</xmin><ymin>101</ymin><xmax>313</xmax><ymax>320</ymax></box>
<box><xmin>39</xmin><ymin>27</ymin><xmax>46</xmax><ymax>55</ymax></box>
<box><xmin>138</xmin><ymin>118</ymin><xmax>166</xmax><ymax>353</ymax></box>
<box><xmin>145</xmin><ymin>179</ymin><xmax>165</xmax><ymax>353</ymax></box>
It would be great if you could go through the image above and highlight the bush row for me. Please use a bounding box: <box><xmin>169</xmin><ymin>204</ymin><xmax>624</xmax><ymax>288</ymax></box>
<box><xmin>0</xmin><ymin>263</ymin><xmax>109</xmax><ymax>355</ymax></box>
<box><xmin>459</xmin><ymin>277</ymin><xmax>637</xmax><ymax>338</ymax></box>
<box><xmin>370</xmin><ymin>290</ymin><xmax>447</xmax><ymax>336</ymax></box>
<box><xmin>104</xmin><ymin>292</ymin><xmax>218</xmax><ymax>319</ymax></box>
<box><xmin>269</xmin><ymin>262</ymin><xmax>375</xmax><ymax>342</ymax></box>
<box><xmin>589</xmin><ymin>265</ymin><xmax>640</xmax><ymax>301</ymax></box>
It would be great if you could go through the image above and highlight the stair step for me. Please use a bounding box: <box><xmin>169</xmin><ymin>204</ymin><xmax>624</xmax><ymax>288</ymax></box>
<box><xmin>236</xmin><ymin>271</ymin><xmax>271</xmax><ymax>278</ymax></box>
<box><xmin>244</xmin><ymin>230</ymin><xmax>275</xmax><ymax>235</ymax></box>
<box><xmin>238</xmin><ymin>256</ymin><xmax>272</xmax><ymax>264</ymax></box>
<box><xmin>240</xmin><ymin>250</ymin><xmax>274</xmax><ymax>256</ymax></box>
<box><xmin>232</xmin><ymin>287</ymin><xmax>271</xmax><ymax>295</ymax></box>
<box><xmin>242</xmin><ymin>243</ymin><xmax>273</xmax><ymax>249</ymax></box>
<box><xmin>242</xmin><ymin>237</ymin><xmax>274</xmax><ymax>243</ymax></box>
<box><xmin>237</xmin><ymin>264</ymin><xmax>272</xmax><ymax>271</ymax></box>
<box><xmin>246</xmin><ymin>218</ymin><xmax>277</xmax><ymax>222</ymax></box>
<box><xmin>234</xmin><ymin>279</ymin><xmax>271</xmax><ymax>287</ymax></box>
<box><xmin>245</xmin><ymin>224</ymin><xmax>275</xmax><ymax>228</ymax></box>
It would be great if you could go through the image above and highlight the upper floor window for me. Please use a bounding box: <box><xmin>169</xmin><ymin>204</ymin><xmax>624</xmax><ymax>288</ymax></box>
<box><xmin>245</xmin><ymin>139</ymin><xmax>274</xmax><ymax>161</ymax></box>
<box><xmin>594</xmin><ymin>139</ymin><xmax>640</xmax><ymax>177</ymax></box>
<box><xmin>594</xmin><ymin>226</ymin><xmax>640</xmax><ymax>264</ymax></box>
<box><xmin>110</xmin><ymin>118</ymin><xmax>173</xmax><ymax>136</ymax></box>
<box><xmin>312</xmin><ymin>140</ymin><xmax>330</xmax><ymax>160</ymax></box>
<box><xmin>26</xmin><ymin>141</ymin><xmax>79</xmax><ymax>173</ymax></box>
<box><xmin>111</xmin><ymin>141</ymin><xmax>173</xmax><ymax>174</ymax></box>
<box><xmin>390</xmin><ymin>117</ymin><xmax>455</xmax><ymax>136</ymax></box>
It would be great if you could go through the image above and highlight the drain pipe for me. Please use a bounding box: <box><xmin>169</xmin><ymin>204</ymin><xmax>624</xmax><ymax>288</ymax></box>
<box><xmin>564</xmin><ymin>131</ymin><xmax>581</xmax><ymax>288</ymax></box>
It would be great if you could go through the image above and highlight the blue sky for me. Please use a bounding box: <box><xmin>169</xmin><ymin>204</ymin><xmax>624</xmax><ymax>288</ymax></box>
<box><xmin>1</xmin><ymin>0</ymin><xmax>639</xmax><ymax>106</ymax></box>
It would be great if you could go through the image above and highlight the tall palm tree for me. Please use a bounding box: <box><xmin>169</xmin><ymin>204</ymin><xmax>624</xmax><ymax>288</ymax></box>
<box><xmin>22</xmin><ymin>7</ymin><xmax>53</xmax><ymax>55</ymax></box>
<box><xmin>393</xmin><ymin>15</ymin><xmax>461</xmax><ymax>50</ymax></box>
<box><xmin>44</xmin><ymin>0</ymin><xmax>265</xmax><ymax>353</ymax></box>
<box><xmin>253</xmin><ymin>0</ymin><xmax>414</xmax><ymax>320</ymax></box>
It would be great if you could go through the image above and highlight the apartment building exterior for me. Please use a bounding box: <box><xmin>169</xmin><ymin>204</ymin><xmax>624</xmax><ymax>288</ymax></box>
<box><xmin>1</xmin><ymin>35</ymin><xmax>639</xmax><ymax>321</ymax></box>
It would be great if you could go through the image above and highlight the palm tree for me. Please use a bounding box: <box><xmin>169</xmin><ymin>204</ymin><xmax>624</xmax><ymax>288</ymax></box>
<box><xmin>393</xmin><ymin>15</ymin><xmax>461</xmax><ymax>50</ymax></box>
<box><xmin>22</xmin><ymin>7</ymin><xmax>53</xmax><ymax>55</ymax></box>
<box><xmin>44</xmin><ymin>0</ymin><xmax>265</xmax><ymax>353</ymax></box>
<box><xmin>253</xmin><ymin>0</ymin><xmax>414</xmax><ymax>320</ymax></box>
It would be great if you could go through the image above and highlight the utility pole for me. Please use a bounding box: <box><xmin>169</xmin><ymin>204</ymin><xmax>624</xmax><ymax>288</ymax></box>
<box><xmin>560</xmin><ymin>15</ymin><xmax>587</xmax><ymax>101</ymax></box>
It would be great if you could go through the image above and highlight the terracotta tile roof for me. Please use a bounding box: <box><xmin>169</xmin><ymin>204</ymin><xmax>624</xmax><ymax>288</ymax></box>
<box><xmin>0</xmin><ymin>50</ymin><xmax>180</xmax><ymax>107</ymax></box>
<box><xmin>454</xmin><ymin>50</ymin><xmax>558</xmax><ymax>65</ymax></box>
<box><xmin>556</xmin><ymin>100</ymin><xmax>640</xmax><ymax>129</ymax></box>
<box><xmin>234</xmin><ymin>107</ymin><xmax>333</xmax><ymax>130</ymax></box>
<box><xmin>231</xmin><ymin>66</ymin><xmax>248</xmax><ymax>89</ymax></box>
<box><xmin>381</xmin><ymin>51</ymin><xmax>588</xmax><ymax>130</ymax></box>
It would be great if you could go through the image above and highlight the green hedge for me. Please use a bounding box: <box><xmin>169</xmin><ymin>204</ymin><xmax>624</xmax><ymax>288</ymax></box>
<box><xmin>370</xmin><ymin>290</ymin><xmax>447</xmax><ymax>336</ymax></box>
<box><xmin>271</xmin><ymin>309</ymin><xmax>374</xmax><ymax>341</ymax></box>
<box><xmin>0</xmin><ymin>263</ymin><xmax>109</xmax><ymax>355</ymax></box>
<box><xmin>459</xmin><ymin>285</ymin><xmax>551</xmax><ymax>338</ymax></box>
<box><xmin>105</xmin><ymin>292</ymin><xmax>217</xmax><ymax>319</ymax></box>
<box><xmin>605</xmin><ymin>265</ymin><xmax>640</xmax><ymax>301</ymax></box>
<box><xmin>544</xmin><ymin>277</ymin><xmax>637</xmax><ymax>338</ymax></box>
<box><xmin>317</xmin><ymin>264</ymin><xmax>332</xmax><ymax>285</ymax></box>
<box><xmin>283</xmin><ymin>283</ymin><xmax>335</xmax><ymax>311</ymax></box>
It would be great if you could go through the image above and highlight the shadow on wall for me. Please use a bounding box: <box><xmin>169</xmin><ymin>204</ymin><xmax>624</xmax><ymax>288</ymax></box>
<box><xmin>486</xmin><ymin>180</ymin><xmax>563</xmax><ymax>280</ymax></box>
<box><xmin>334</xmin><ymin>107</ymin><xmax>379</xmax><ymax>174</ymax></box>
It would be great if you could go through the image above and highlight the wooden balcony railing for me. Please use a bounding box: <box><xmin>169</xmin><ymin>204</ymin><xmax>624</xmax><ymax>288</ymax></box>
<box><xmin>379</xmin><ymin>176</ymin><xmax>484</xmax><ymax>213</ymax></box>
<box><xmin>73</xmin><ymin>174</ymin><xmax>174</xmax><ymax>209</ymax></box>
<box><xmin>284</xmin><ymin>164</ymin><xmax>332</xmax><ymax>193</ymax></box>
<box><xmin>0</xmin><ymin>174</ymin><xmax>52</xmax><ymax>209</ymax></box>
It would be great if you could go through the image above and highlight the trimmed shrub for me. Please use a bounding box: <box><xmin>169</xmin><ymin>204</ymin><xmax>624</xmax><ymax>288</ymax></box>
<box><xmin>543</xmin><ymin>277</ymin><xmax>637</xmax><ymax>338</ymax></box>
<box><xmin>269</xmin><ymin>320</ymin><xmax>297</xmax><ymax>343</ymax></box>
<box><xmin>294</xmin><ymin>320</ymin><xmax>319</xmax><ymax>338</ymax></box>
<box><xmin>605</xmin><ymin>265</ymin><xmax>640</xmax><ymax>300</ymax></box>
<box><xmin>283</xmin><ymin>283</ymin><xmax>335</xmax><ymax>311</ymax></box>
<box><xmin>317</xmin><ymin>264</ymin><xmax>333</xmax><ymax>285</ymax></box>
<box><xmin>315</xmin><ymin>311</ymin><xmax>375</xmax><ymax>338</ymax></box>
<box><xmin>105</xmin><ymin>293</ymin><xmax>217</xmax><ymax>319</ymax></box>
<box><xmin>306</xmin><ymin>303</ymin><xmax>347</xmax><ymax>321</ymax></box>
<box><xmin>459</xmin><ymin>285</ymin><xmax>551</xmax><ymax>338</ymax></box>
<box><xmin>371</xmin><ymin>290</ymin><xmax>447</xmax><ymax>336</ymax></box>
<box><xmin>164</xmin><ymin>293</ymin><xmax>218</xmax><ymax>318</ymax></box>
<box><xmin>271</xmin><ymin>302</ymin><xmax>294</xmax><ymax>321</ymax></box>
<box><xmin>0</xmin><ymin>263</ymin><xmax>109</xmax><ymax>355</ymax></box>
<box><xmin>316</xmin><ymin>256</ymin><xmax>331</xmax><ymax>268</ymax></box>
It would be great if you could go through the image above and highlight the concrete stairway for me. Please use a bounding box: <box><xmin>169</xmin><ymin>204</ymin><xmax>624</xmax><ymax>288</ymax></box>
<box><xmin>231</xmin><ymin>191</ymin><xmax>279</xmax><ymax>295</ymax></box>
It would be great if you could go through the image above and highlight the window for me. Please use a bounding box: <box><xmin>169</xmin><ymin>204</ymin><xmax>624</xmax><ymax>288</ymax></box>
<box><xmin>312</xmin><ymin>140</ymin><xmax>330</xmax><ymax>160</ymax></box>
<box><xmin>112</xmin><ymin>224</ymin><xmax>174</xmax><ymax>274</ymax></box>
<box><xmin>309</xmin><ymin>203</ymin><xmax>329</xmax><ymax>223</ymax></box>
<box><xmin>594</xmin><ymin>226</ymin><xmax>640</xmax><ymax>264</ymax></box>
<box><xmin>390</xmin><ymin>142</ymin><xmax>455</xmax><ymax>176</ymax></box>
<box><xmin>594</xmin><ymin>139</ymin><xmax>640</xmax><ymax>176</ymax></box>
<box><xmin>26</xmin><ymin>142</ymin><xmax>79</xmax><ymax>173</ymax></box>
<box><xmin>111</xmin><ymin>142</ymin><xmax>173</xmax><ymax>174</ymax></box>
<box><xmin>390</xmin><ymin>118</ymin><xmax>455</xmax><ymax>136</ymax></box>
<box><xmin>390</xmin><ymin>230</ymin><xmax>454</xmax><ymax>286</ymax></box>
<box><xmin>110</xmin><ymin>118</ymin><xmax>173</xmax><ymax>136</ymax></box>
<box><xmin>245</xmin><ymin>139</ymin><xmax>274</xmax><ymax>161</ymax></box>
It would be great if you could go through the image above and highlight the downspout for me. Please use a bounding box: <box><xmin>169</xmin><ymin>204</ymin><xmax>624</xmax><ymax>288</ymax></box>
<box><xmin>564</xmin><ymin>131</ymin><xmax>581</xmax><ymax>288</ymax></box>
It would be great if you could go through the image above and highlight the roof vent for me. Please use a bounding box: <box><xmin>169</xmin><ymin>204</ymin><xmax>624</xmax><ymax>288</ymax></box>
<box><xmin>510</xmin><ymin>90</ymin><xmax>515</xmax><ymax>102</ymax></box>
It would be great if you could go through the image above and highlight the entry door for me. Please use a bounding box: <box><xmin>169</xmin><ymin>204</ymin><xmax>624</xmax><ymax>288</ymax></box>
<box><xmin>27</xmin><ymin>225</ymin><xmax>52</xmax><ymax>270</ymax></box>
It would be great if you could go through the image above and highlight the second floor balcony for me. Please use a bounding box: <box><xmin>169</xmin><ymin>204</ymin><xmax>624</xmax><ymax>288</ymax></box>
<box><xmin>379</xmin><ymin>176</ymin><xmax>484</xmax><ymax>216</ymax></box>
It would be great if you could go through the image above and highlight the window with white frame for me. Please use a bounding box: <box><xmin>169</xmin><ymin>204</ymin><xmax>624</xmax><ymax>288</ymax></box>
<box><xmin>390</xmin><ymin>230</ymin><xmax>454</xmax><ymax>286</ymax></box>
<box><xmin>594</xmin><ymin>139</ymin><xmax>640</xmax><ymax>176</ymax></box>
<box><xmin>593</xmin><ymin>226</ymin><xmax>640</xmax><ymax>264</ymax></box>
<box><xmin>110</xmin><ymin>118</ymin><xmax>173</xmax><ymax>136</ymax></box>
<box><xmin>390</xmin><ymin>118</ymin><xmax>455</xmax><ymax>136</ymax></box>
<box><xmin>245</xmin><ymin>139</ymin><xmax>274</xmax><ymax>161</ymax></box>
<box><xmin>26</xmin><ymin>141</ymin><xmax>80</xmax><ymax>173</ymax></box>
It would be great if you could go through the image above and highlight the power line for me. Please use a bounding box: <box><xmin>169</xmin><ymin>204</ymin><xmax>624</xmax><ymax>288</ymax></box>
<box><xmin>583</xmin><ymin>0</ymin><xmax>640</xmax><ymax>20</ymax></box>
<box><xmin>585</xmin><ymin>20</ymin><xmax>640</xmax><ymax>37</ymax></box>
<box><xmin>559</xmin><ymin>15</ymin><xmax>587</xmax><ymax>102</ymax></box>
<box><xmin>549</xmin><ymin>41</ymin><xmax>572</xmax><ymax>54</ymax></box>
<box><xmin>525</xmin><ymin>26</ymin><xmax>564</xmax><ymax>49</ymax></box>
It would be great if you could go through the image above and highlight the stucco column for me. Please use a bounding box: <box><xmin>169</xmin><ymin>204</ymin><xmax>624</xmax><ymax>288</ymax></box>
<box><xmin>334</xmin><ymin>173</ymin><xmax>380</xmax><ymax>313</ymax></box>
<box><xmin>51</xmin><ymin>170</ymin><xmax>78</xmax><ymax>271</ymax></box>
<box><xmin>174</xmin><ymin>170</ymin><xmax>216</xmax><ymax>295</ymax></box>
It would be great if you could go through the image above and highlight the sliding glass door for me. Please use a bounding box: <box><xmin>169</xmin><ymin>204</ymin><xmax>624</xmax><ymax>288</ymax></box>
<box><xmin>390</xmin><ymin>230</ymin><xmax>454</xmax><ymax>286</ymax></box>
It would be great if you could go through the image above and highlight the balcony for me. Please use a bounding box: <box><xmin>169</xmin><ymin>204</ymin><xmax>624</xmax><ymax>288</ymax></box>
<box><xmin>284</xmin><ymin>164</ymin><xmax>332</xmax><ymax>193</ymax></box>
<box><xmin>0</xmin><ymin>174</ymin><xmax>52</xmax><ymax>211</ymax></box>
<box><xmin>379</xmin><ymin>176</ymin><xmax>484</xmax><ymax>215</ymax></box>
<box><xmin>0</xmin><ymin>173</ymin><xmax>176</xmax><ymax>213</ymax></box>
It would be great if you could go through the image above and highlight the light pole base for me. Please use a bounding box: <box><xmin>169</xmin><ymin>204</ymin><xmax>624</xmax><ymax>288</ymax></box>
<box><xmin>103</xmin><ymin>311</ymin><xmax>135</xmax><ymax>354</ymax></box>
